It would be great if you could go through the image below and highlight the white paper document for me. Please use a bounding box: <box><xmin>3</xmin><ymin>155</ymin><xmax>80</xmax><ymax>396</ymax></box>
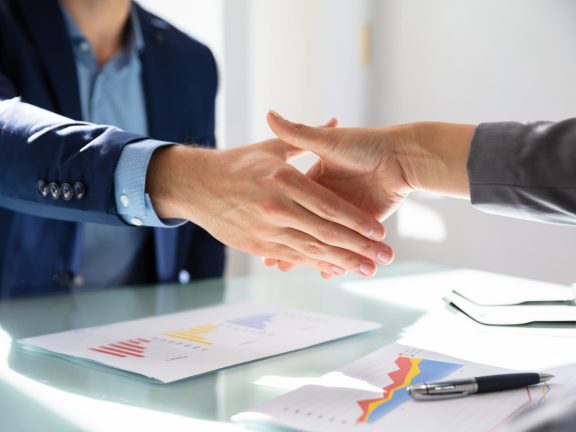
<box><xmin>20</xmin><ymin>303</ymin><xmax>380</xmax><ymax>383</ymax></box>
<box><xmin>233</xmin><ymin>343</ymin><xmax>576</xmax><ymax>432</ymax></box>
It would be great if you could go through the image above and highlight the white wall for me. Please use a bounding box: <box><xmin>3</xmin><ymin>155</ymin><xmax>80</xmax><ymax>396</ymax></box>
<box><xmin>224</xmin><ymin>0</ymin><xmax>374</xmax><ymax>275</ymax></box>
<box><xmin>245</xmin><ymin>0</ymin><xmax>372</xmax><ymax>139</ymax></box>
<box><xmin>372</xmin><ymin>0</ymin><xmax>576</xmax><ymax>283</ymax></box>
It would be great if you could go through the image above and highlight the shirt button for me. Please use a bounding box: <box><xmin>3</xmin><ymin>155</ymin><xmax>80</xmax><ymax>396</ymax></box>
<box><xmin>130</xmin><ymin>217</ymin><xmax>143</xmax><ymax>226</ymax></box>
<box><xmin>78</xmin><ymin>41</ymin><xmax>90</xmax><ymax>52</ymax></box>
<box><xmin>61</xmin><ymin>183</ymin><xmax>73</xmax><ymax>201</ymax></box>
<box><xmin>73</xmin><ymin>275</ymin><xmax>85</xmax><ymax>288</ymax></box>
<box><xmin>120</xmin><ymin>194</ymin><xmax>130</xmax><ymax>208</ymax></box>
<box><xmin>179</xmin><ymin>270</ymin><xmax>191</xmax><ymax>285</ymax></box>
<box><xmin>48</xmin><ymin>182</ymin><xmax>61</xmax><ymax>200</ymax></box>
<box><xmin>37</xmin><ymin>180</ymin><xmax>49</xmax><ymax>197</ymax></box>
<box><xmin>73</xmin><ymin>182</ymin><xmax>86</xmax><ymax>200</ymax></box>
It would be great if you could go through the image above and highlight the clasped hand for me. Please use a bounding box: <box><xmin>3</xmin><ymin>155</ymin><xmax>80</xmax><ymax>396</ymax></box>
<box><xmin>147</xmin><ymin>129</ymin><xmax>395</xmax><ymax>279</ymax></box>
<box><xmin>262</xmin><ymin>111</ymin><xmax>416</xmax><ymax>278</ymax></box>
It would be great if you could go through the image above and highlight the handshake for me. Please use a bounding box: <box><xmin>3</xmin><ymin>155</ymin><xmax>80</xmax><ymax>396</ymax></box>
<box><xmin>148</xmin><ymin>112</ymin><xmax>475</xmax><ymax>279</ymax></box>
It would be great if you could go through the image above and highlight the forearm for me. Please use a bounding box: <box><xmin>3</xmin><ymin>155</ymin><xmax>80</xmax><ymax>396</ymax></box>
<box><xmin>398</xmin><ymin>122</ymin><xmax>476</xmax><ymax>198</ymax></box>
<box><xmin>0</xmin><ymin>97</ymin><xmax>144</xmax><ymax>224</ymax></box>
<box><xmin>401</xmin><ymin>119</ymin><xmax>576</xmax><ymax>225</ymax></box>
<box><xmin>468</xmin><ymin>119</ymin><xmax>576</xmax><ymax>224</ymax></box>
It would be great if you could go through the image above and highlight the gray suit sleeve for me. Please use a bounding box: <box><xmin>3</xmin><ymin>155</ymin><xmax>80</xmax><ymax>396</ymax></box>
<box><xmin>468</xmin><ymin>119</ymin><xmax>576</xmax><ymax>225</ymax></box>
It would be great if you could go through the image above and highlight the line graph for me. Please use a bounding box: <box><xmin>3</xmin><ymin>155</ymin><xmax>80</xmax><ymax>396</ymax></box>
<box><xmin>233</xmin><ymin>343</ymin><xmax>564</xmax><ymax>432</ymax></box>
<box><xmin>357</xmin><ymin>356</ymin><xmax>461</xmax><ymax>423</ymax></box>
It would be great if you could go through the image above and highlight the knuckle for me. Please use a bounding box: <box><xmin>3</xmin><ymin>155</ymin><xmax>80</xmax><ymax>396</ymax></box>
<box><xmin>286</xmin><ymin>250</ymin><xmax>305</xmax><ymax>263</ymax></box>
<box><xmin>276</xmin><ymin>248</ymin><xmax>305</xmax><ymax>264</ymax></box>
<box><xmin>318</xmin><ymin>200</ymin><xmax>339</xmax><ymax>219</ymax></box>
<box><xmin>360</xmin><ymin>241</ymin><xmax>376</xmax><ymax>254</ymax></box>
<box><xmin>268</xmin><ymin>245</ymin><xmax>304</xmax><ymax>265</ymax></box>
<box><xmin>267</xmin><ymin>165</ymin><xmax>294</xmax><ymax>185</ymax></box>
<box><xmin>355</xmin><ymin>217</ymin><xmax>368</xmax><ymax>230</ymax></box>
<box><xmin>254</xmin><ymin>224</ymin><xmax>276</xmax><ymax>240</ymax></box>
<box><xmin>260</xmin><ymin>199</ymin><xmax>287</xmax><ymax>218</ymax></box>
<box><xmin>301</xmin><ymin>241</ymin><xmax>323</xmax><ymax>257</ymax></box>
<box><xmin>341</xmin><ymin>253</ymin><xmax>362</xmax><ymax>267</ymax></box>
<box><xmin>293</xmin><ymin>122</ymin><xmax>307</xmax><ymax>132</ymax></box>
<box><xmin>318</xmin><ymin>226</ymin><xmax>340</xmax><ymax>244</ymax></box>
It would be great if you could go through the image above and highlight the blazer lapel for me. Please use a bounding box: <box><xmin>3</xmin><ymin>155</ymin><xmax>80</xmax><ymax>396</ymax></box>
<box><xmin>16</xmin><ymin>0</ymin><xmax>82</xmax><ymax>119</ymax></box>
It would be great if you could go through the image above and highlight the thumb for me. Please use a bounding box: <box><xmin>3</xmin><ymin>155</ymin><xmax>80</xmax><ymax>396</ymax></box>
<box><xmin>267</xmin><ymin>110</ymin><xmax>336</xmax><ymax>158</ymax></box>
<box><xmin>285</xmin><ymin>118</ymin><xmax>338</xmax><ymax>161</ymax></box>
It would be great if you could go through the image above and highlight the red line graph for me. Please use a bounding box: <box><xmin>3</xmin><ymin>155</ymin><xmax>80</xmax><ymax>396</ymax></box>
<box><xmin>90</xmin><ymin>338</ymin><xmax>151</xmax><ymax>358</ymax></box>
<box><xmin>357</xmin><ymin>357</ymin><xmax>414</xmax><ymax>423</ymax></box>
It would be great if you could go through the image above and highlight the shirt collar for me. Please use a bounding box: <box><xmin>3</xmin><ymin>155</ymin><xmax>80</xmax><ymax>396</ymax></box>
<box><xmin>60</xmin><ymin>3</ymin><xmax>145</xmax><ymax>57</ymax></box>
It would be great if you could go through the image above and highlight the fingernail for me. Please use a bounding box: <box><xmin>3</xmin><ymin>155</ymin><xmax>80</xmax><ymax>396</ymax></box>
<box><xmin>368</xmin><ymin>227</ymin><xmax>384</xmax><ymax>241</ymax></box>
<box><xmin>331</xmin><ymin>265</ymin><xmax>347</xmax><ymax>276</ymax></box>
<box><xmin>377</xmin><ymin>251</ymin><xmax>390</xmax><ymax>265</ymax></box>
<box><xmin>269</xmin><ymin>110</ymin><xmax>284</xmax><ymax>120</ymax></box>
<box><xmin>357</xmin><ymin>262</ymin><xmax>375</xmax><ymax>277</ymax></box>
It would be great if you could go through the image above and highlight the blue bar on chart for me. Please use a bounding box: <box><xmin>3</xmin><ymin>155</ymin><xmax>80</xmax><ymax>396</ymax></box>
<box><xmin>228</xmin><ymin>313</ymin><xmax>275</xmax><ymax>330</ymax></box>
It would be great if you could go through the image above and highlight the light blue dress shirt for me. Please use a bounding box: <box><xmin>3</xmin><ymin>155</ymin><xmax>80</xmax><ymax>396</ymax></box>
<box><xmin>62</xmin><ymin>6</ymin><xmax>183</xmax><ymax>288</ymax></box>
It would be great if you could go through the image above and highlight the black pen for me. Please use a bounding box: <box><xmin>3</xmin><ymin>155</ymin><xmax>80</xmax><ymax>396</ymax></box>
<box><xmin>407</xmin><ymin>373</ymin><xmax>554</xmax><ymax>400</ymax></box>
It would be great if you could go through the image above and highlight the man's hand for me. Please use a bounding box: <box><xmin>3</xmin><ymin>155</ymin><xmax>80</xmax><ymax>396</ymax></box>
<box><xmin>146</xmin><ymin>139</ymin><xmax>394</xmax><ymax>278</ymax></box>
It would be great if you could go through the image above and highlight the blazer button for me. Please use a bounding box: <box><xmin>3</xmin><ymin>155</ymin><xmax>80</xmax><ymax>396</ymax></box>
<box><xmin>61</xmin><ymin>183</ymin><xmax>74</xmax><ymax>201</ymax></box>
<box><xmin>53</xmin><ymin>271</ymin><xmax>73</xmax><ymax>289</ymax></box>
<box><xmin>36</xmin><ymin>180</ymin><xmax>49</xmax><ymax>197</ymax></box>
<box><xmin>73</xmin><ymin>182</ymin><xmax>86</xmax><ymax>199</ymax></box>
<box><xmin>48</xmin><ymin>182</ymin><xmax>61</xmax><ymax>200</ymax></box>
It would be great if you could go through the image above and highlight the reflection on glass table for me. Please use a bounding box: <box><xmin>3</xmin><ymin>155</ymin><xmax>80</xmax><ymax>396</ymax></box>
<box><xmin>0</xmin><ymin>262</ymin><xmax>448</xmax><ymax>431</ymax></box>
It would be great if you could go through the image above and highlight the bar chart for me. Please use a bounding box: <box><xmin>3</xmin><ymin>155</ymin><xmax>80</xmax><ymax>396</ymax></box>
<box><xmin>21</xmin><ymin>303</ymin><xmax>380</xmax><ymax>383</ymax></box>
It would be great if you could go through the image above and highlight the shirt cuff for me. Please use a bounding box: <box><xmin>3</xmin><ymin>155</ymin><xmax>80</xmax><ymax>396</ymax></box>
<box><xmin>114</xmin><ymin>139</ymin><xmax>186</xmax><ymax>228</ymax></box>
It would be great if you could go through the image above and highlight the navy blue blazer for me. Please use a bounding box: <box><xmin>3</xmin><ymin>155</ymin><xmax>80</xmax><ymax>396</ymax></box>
<box><xmin>0</xmin><ymin>0</ymin><xmax>225</xmax><ymax>298</ymax></box>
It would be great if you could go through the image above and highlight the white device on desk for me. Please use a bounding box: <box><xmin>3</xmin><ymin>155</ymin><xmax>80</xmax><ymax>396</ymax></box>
<box><xmin>444</xmin><ymin>271</ymin><xmax>576</xmax><ymax>325</ymax></box>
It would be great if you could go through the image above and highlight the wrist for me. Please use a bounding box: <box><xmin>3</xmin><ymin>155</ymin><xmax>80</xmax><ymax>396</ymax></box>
<box><xmin>398</xmin><ymin>122</ymin><xmax>475</xmax><ymax>198</ymax></box>
<box><xmin>146</xmin><ymin>145</ymin><xmax>210</xmax><ymax>220</ymax></box>
<box><xmin>392</xmin><ymin>122</ymin><xmax>432</xmax><ymax>193</ymax></box>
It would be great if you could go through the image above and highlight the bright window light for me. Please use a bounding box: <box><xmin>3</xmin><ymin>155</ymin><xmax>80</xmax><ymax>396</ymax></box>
<box><xmin>255</xmin><ymin>371</ymin><xmax>382</xmax><ymax>393</ymax></box>
<box><xmin>397</xmin><ymin>199</ymin><xmax>447</xmax><ymax>243</ymax></box>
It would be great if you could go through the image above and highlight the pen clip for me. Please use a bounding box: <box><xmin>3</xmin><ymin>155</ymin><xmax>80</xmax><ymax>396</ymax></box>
<box><xmin>407</xmin><ymin>380</ymin><xmax>478</xmax><ymax>401</ymax></box>
<box><xmin>408</xmin><ymin>389</ymin><xmax>472</xmax><ymax>401</ymax></box>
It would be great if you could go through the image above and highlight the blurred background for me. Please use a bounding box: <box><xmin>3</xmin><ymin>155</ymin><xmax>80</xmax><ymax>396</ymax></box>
<box><xmin>138</xmin><ymin>0</ymin><xmax>576</xmax><ymax>284</ymax></box>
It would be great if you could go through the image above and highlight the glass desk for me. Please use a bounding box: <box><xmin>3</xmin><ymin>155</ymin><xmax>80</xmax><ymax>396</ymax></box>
<box><xmin>0</xmin><ymin>262</ymin><xmax>498</xmax><ymax>431</ymax></box>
